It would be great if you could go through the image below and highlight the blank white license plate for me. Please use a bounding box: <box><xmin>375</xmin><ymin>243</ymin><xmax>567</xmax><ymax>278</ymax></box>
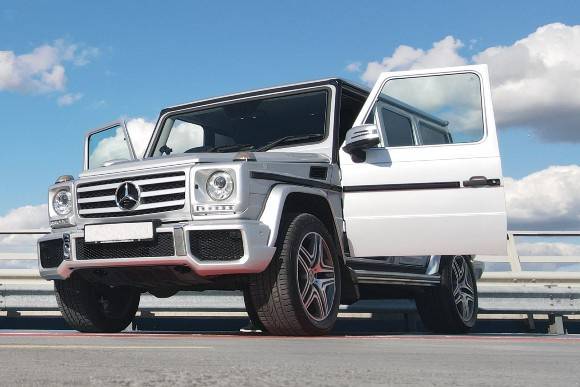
<box><xmin>85</xmin><ymin>222</ymin><xmax>155</xmax><ymax>243</ymax></box>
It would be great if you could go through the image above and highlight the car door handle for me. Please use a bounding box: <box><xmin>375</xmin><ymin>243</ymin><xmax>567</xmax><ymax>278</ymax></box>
<box><xmin>463</xmin><ymin>176</ymin><xmax>501</xmax><ymax>187</ymax></box>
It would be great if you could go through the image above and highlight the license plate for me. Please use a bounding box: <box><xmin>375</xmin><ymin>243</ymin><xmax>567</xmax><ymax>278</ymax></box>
<box><xmin>85</xmin><ymin>222</ymin><xmax>155</xmax><ymax>243</ymax></box>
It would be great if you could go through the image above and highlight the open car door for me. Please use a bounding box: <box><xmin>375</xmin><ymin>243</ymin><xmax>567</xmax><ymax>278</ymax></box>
<box><xmin>340</xmin><ymin>65</ymin><xmax>507</xmax><ymax>257</ymax></box>
<box><xmin>83</xmin><ymin>120</ymin><xmax>137</xmax><ymax>171</ymax></box>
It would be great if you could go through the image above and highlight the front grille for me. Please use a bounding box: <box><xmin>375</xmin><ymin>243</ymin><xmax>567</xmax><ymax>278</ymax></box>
<box><xmin>76</xmin><ymin>233</ymin><xmax>175</xmax><ymax>260</ymax></box>
<box><xmin>189</xmin><ymin>230</ymin><xmax>244</xmax><ymax>261</ymax></box>
<box><xmin>76</xmin><ymin>171</ymin><xmax>186</xmax><ymax>218</ymax></box>
<box><xmin>39</xmin><ymin>239</ymin><xmax>64</xmax><ymax>268</ymax></box>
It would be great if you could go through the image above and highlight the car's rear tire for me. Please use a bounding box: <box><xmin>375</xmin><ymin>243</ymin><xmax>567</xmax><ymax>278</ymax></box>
<box><xmin>415</xmin><ymin>255</ymin><xmax>478</xmax><ymax>333</ymax></box>
<box><xmin>247</xmin><ymin>213</ymin><xmax>341</xmax><ymax>336</ymax></box>
<box><xmin>54</xmin><ymin>274</ymin><xmax>140</xmax><ymax>333</ymax></box>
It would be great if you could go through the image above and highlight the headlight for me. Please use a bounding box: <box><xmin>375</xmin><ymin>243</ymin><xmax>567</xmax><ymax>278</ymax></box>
<box><xmin>206</xmin><ymin>171</ymin><xmax>234</xmax><ymax>201</ymax></box>
<box><xmin>53</xmin><ymin>190</ymin><xmax>72</xmax><ymax>216</ymax></box>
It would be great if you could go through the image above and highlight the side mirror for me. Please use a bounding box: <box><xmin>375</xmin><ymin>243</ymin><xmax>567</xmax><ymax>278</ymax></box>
<box><xmin>342</xmin><ymin>124</ymin><xmax>380</xmax><ymax>154</ymax></box>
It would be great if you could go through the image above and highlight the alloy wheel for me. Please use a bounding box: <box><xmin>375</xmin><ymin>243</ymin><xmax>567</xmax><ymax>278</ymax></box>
<box><xmin>296</xmin><ymin>232</ymin><xmax>336</xmax><ymax>322</ymax></box>
<box><xmin>451</xmin><ymin>256</ymin><xmax>476</xmax><ymax>322</ymax></box>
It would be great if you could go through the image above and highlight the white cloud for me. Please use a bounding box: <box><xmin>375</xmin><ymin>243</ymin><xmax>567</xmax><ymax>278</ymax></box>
<box><xmin>0</xmin><ymin>39</ymin><xmax>98</xmax><ymax>94</ymax></box>
<box><xmin>358</xmin><ymin>36</ymin><xmax>467</xmax><ymax>85</ymax></box>
<box><xmin>346</xmin><ymin>62</ymin><xmax>361</xmax><ymax>72</ymax></box>
<box><xmin>0</xmin><ymin>204</ymin><xmax>47</xmax><ymax>254</ymax></box>
<box><xmin>505</xmin><ymin>165</ymin><xmax>580</xmax><ymax>230</ymax></box>
<box><xmin>517</xmin><ymin>241</ymin><xmax>580</xmax><ymax>256</ymax></box>
<box><xmin>57</xmin><ymin>92</ymin><xmax>83</xmax><ymax>106</ymax></box>
<box><xmin>126</xmin><ymin>118</ymin><xmax>156</xmax><ymax>158</ymax></box>
<box><xmin>351</xmin><ymin>23</ymin><xmax>580</xmax><ymax>142</ymax></box>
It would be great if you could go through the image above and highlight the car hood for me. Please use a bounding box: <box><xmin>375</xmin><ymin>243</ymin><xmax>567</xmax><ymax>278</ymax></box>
<box><xmin>79</xmin><ymin>151</ymin><xmax>330</xmax><ymax>178</ymax></box>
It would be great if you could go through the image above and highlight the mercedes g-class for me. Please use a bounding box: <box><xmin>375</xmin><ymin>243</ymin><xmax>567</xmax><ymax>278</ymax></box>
<box><xmin>38</xmin><ymin>65</ymin><xmax>507</xmax><ymax>335</ymax></box>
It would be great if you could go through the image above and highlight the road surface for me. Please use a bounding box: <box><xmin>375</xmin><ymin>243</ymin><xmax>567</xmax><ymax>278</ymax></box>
<box><xmin>0</xmin><ymin>331</ymin><xmax>578</xmax><ymax>386</ymax></box>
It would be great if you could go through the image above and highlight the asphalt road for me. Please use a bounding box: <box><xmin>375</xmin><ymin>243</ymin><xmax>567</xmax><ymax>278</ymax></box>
<box><xmin>0</xmin><ymin>331</ymin><xmax>579</xmax><ymax>386</ymax></box>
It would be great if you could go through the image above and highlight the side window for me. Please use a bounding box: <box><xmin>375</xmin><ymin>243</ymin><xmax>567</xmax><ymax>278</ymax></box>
<box><xmin>381</xmin><ymin>72</ymin><xmax>484</xmax><ymax>145</ymax></box>
<box><xmin>418</xmin><ymin>122</ymin><xmax>451</xmax><ymax>145</ymax></box>
<box><xmin>380</xmin><ymin>108</ymin><xmax>415</xmax><ymax>147</ymax></box>
<box><xmin>87</xmin><ymin>125</ymin><xmax>133</xmax><ymax>169</ymax></box>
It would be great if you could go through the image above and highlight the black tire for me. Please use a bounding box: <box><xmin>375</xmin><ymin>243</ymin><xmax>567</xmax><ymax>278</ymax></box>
<box><xmin>247</xmin><ymin>213</ymin><xmax>341</xmax><ymax>336</ymax></box>
<box><xmin>416</xmin><ymin>255</ymin><xmax>478</xmax><ymax>334</ymax></box>
<box><xmin>54</xmin><ymin>274</ymin><xmax>140</xmax><ymax>333</ymax></box>
<box><xmin>242</xmin><ymin>287</ymin><xmax>266</xmax><ymax>331</ymax></box>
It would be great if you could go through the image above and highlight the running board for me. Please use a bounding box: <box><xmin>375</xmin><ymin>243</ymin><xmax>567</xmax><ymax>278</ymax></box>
<box><xmin>353</xmin><ymin>270</ymin><xmax>441</xmax><ymax>287</ymax></box>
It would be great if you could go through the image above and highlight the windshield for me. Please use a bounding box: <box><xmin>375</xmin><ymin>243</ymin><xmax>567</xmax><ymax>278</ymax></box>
<box><xmin>151</xmin><ymin>89</ymin><xmax>329</xmax><ymax>156</ymax></box>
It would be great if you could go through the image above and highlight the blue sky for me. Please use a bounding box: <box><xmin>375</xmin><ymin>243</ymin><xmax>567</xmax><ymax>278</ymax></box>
<box><xmin>0</xmin><ymin>0</ymin><xmax>579</xmax><ymax>219</ymax></box>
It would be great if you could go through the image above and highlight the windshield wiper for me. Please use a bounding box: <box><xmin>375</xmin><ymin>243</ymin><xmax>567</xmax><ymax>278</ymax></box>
<box><xmin>208</xmin><ymin>144</ymin><xmax>254</xmax><ymax>153</ymax></box>
<box><xmin>257</xmin><ymin>134</ymin><xmax>323</xmax><ymax>152</ymax></box>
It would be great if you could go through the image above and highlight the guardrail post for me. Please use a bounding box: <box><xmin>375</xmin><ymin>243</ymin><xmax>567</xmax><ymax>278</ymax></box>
<box><xmin>548</xmin><ymin>314</ymin><xmax>565</xmax><ymax>335</ymax></box>
<box><xmin>506</xmin><ymin>233</ymin><xmax>522</xmax><ymax>273</ymax></box>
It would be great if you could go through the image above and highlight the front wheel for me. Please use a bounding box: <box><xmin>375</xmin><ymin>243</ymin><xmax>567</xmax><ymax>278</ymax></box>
<box><xmin>247</xmin><ymin>213</ymin><xmax>341</xmax><ymax>336</ymax></box>
<box><xmin>54</xmin><ymin>274</ymin><xmax>140</xmax><ymax>333</ymax></box>
<box><xmin>415</xmin><ymin>255</ymin><xmax>478</xmax><ymax>333</ymax></box>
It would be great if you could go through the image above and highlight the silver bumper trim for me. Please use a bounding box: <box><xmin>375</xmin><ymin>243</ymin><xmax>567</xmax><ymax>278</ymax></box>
<box><xmin>38</xmin><ymin>220</ymin><xmax>276</xmax><ymax>280</ymax></box>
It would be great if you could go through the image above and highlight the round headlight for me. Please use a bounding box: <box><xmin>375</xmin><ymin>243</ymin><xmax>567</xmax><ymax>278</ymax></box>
<box><xmin>206</xmin><ymin>171</ymin><xmax>234</xmax><ymax>201</ymax></box>
<box><xmin>53</xmin><ymin>190</ymin><xmax>72</xmax><ymax>216</ymax></box>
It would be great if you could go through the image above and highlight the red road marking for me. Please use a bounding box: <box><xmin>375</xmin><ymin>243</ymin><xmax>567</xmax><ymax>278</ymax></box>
<box><xmin>0</xmin><ymin>331</ymin><xmax>579</xmax><ymax>344</ymax></box>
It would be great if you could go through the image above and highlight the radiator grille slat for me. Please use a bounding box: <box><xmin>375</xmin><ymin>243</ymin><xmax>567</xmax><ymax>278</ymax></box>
<box><xmin>76</xmin><ymin>171</ymin><xmax>186</xmax><ymax>218</ymax></box>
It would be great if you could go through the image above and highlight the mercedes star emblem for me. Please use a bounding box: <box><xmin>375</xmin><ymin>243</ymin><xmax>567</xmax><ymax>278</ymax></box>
<box><xmin>115</xmin><ymin>182</ymin><xmax>140</xmax><ymax>210</ymax></box>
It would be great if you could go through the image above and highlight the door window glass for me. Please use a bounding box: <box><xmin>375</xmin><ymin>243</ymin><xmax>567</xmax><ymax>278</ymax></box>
<box><xmin>381</xmin><ymin>73</ymin><xmax>484</xmax><ymax>144</ymax></box>
<box><xmin>380</xmin><ymin>108</ymin><xmax>415</xmax><ymax>147</ymax></box>
<box><xmin>419</xmin><ymin>121</ymin><xmax>451</xmax><ymax>145</ymax></box>
<box><xmin>88</xmin><ymin>125</ymin><xmax>132</xmax><ymax>169</ymax></box>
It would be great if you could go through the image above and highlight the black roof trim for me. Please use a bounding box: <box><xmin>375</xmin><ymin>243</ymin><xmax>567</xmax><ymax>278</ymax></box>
<box><xmin>159</xmin><ymin>78</ymin><xmax>370</xmax><ymax>116</ymax></box>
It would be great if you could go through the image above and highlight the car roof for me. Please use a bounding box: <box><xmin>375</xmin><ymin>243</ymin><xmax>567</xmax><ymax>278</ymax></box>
<box><xmin>160</xmin><ymin>78</ymin><xmax>370</xmax><ymax>116</ymax></box>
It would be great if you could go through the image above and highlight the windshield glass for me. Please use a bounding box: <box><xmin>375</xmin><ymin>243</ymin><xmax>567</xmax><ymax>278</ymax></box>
<box><xmin>151</xmin><ymin>89</ymin><xmax>328</xmax><ymax>156</ymax></box>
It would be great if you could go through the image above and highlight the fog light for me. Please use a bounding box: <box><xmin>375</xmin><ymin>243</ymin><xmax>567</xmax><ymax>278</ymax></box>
<box><xmin>63</xmin><ymin>234</ymin><xmax>71</xmax><ymax>260</ymax></box>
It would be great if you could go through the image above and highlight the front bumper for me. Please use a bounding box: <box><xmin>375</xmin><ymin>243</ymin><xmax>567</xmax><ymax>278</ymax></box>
<box><xmin>38</xmin><ymin>220</ymin><xmax>276</xmax><ymax>280</ymax></box>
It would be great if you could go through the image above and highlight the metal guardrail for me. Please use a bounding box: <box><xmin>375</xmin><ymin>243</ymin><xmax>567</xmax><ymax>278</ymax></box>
<box><xmin>1</xmin><ymin>229</ymin><xmax>579</xmax><ymax>333</ymax></box>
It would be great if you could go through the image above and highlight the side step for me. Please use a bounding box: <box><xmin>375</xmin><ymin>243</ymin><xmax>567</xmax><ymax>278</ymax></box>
<box><xmin>353</xmin><ymin>270</ymin><xmax>441</xmax><ymax>287</ymax></box>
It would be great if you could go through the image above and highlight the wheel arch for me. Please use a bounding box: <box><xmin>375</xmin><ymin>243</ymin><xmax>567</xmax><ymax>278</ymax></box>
<box><xmin>258</xmin><ymin>185</ymin><xmax>359</xmax><ymax>304</ymax></box>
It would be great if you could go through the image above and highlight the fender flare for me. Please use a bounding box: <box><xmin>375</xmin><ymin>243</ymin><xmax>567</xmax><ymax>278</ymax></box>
<box><xmin>258</xmin><ymin>185</ymin><xmax>333</xmax><ymax>248</ymax></box>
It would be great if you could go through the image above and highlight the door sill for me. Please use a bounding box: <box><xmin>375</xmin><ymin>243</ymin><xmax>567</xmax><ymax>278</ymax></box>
<box><xmin>353</xmin><ymin>270</ymin><xmax>441</xmax><ymax>287</ymax></box>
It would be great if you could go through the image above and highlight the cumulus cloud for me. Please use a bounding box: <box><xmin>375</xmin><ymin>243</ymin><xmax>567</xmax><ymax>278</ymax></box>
<box><xmin>504</xmin><ymin>165</ymin><xmax>580</xmax><ymax>230</ymax></box>
<box><xmin>57</xmin><ymin>92</ymin><xmax>83</xmax><ymax>106</ymax></box>
<box><xmin>0</xmin><ymin>39</ymin><xmax>98</xmax><ymax>94</ymax></box>
<box><xmin>357</xmin><ymin>36</ymin><xmax>467</xmax><ymax>84</ymax></box>
<box><xmin>0</xmin><ymin>204</ymin><xmax>47</xmax><ymax>255</ymax></box>
<box><xmin>349</xmin><ymin>23</ymin><xmax>580</xmax><ymax>142</ymax></box>
<box><xmin>517</xmin><ymin>241</ymin><xmax>580</xmax><ymax>256</ymax></box>
<box><xmin>126</xmin><ymin>118</ymin><xmax>155</xmax><ymax>157</ymax></box>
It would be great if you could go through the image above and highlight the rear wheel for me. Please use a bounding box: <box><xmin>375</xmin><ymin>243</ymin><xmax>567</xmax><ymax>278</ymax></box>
<box><xmin>247</xmin><ymin>213</ymin><xmax>341</xmax><ymax>336</ymax></box>
<box><xmin>416</xmin><ymin>255</ymin><xmax>478</xmax><ymax>333</ymax></box>
<box><xmin>54</xmin><ymin>274</ymin><xmax>140</xmax><ymax>333</ymax></box>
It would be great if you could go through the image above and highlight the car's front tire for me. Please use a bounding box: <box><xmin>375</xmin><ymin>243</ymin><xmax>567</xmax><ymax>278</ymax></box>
<box><xmin>415</xmin><ymin>255</ymin><xmax>478</xmax><ymax>333</ymax></box>
<box><xmin>54</xmin><ymin>274</ymin><xmax>140</xmax><ymax>333</ymax></box>
<box><xmin>247</xmin><ymin>213</ymin><xmax>341</xmax><ymax>336</ymax></box>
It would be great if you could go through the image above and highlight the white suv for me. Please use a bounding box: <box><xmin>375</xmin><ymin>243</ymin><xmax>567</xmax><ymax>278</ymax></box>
<box><xmin>38</xmin><ymin>65</ymin><xmax>507</xmax><ymax>335</ymax></box>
